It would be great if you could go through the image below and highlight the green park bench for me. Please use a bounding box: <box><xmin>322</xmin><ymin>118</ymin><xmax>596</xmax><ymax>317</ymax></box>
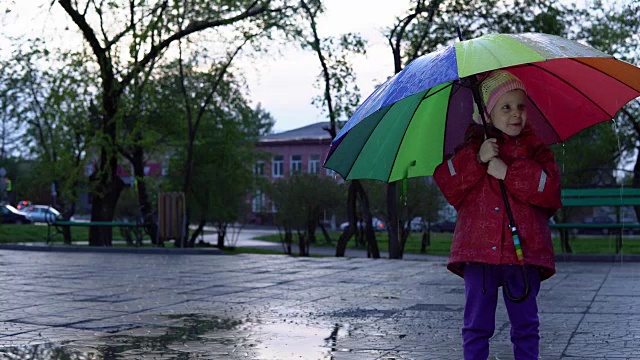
<box><xmin>47</xmin><ymin>219</ymin><xmax>146</xmax><ymax>244</ymax></box>
<box><xmin>551</xmin><ymin>188</ymin><xmax>640</xmax><ymax>253</ymax></box>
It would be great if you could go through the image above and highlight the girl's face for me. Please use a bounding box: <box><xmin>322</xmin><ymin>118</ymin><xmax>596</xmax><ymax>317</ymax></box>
<box><xmin>489</xmin><ymin>89</ymin><xmax>527</xmax><ymax>137</ymax></box>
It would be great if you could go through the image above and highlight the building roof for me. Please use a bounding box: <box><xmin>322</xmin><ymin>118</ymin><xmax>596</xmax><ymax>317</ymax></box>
<box><xmin>260</xmin><ymin>122</ymin><xmax>334</xmax><ymax>143</ymax></box>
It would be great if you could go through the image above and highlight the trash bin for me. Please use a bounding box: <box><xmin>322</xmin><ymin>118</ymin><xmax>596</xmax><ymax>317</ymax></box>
<box><xmin>158</xmin><ymin>192</ymin><xmax>186</xmax><ymax>246</ymax></box>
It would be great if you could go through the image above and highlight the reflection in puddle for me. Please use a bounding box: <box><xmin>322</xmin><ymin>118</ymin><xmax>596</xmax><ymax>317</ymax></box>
<box><xmin>0</xmin><ymin>315</ymin><xmax>353</xmax><ymax>359</ymax></box>
<box><xmin>0</xmin><ymin>314</ymin><xmax>244</xmax><ymax>359</ymax></box>
<box><xmin>251</xmin><ymin>322</ymin><xmax>350</xmax><ymax>360</ymax></box>
<box><xmin>324</xmin><ymin>323</ymin><xmax>352</xmax><ymax>353</ymax></box>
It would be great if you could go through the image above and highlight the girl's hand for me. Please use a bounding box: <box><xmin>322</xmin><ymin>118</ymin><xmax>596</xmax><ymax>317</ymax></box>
<box><xmin>478</xmin><ymin>138</ymin><xmax>499</xmax><ymax>163</ymax></box>
<box><xmin>487</xmin><ymin>158</ymin><xmax>507</xmax><ymax>180</ymax></box>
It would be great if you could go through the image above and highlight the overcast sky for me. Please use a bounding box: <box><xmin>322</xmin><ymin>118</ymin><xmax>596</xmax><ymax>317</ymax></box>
<box><xmin>240</xmin><ymin>0</ymin><xmax>414</xmax><ymax>133</ymax></box>
<box><xmin>1</xmin><ymin>0</ymin><xmax>416</xmax><ymax>133</ymax></box>
<box><xmin>9</xmin><ymin>1</ymin><xmax>618</xmax><ymax>134</ymax></box>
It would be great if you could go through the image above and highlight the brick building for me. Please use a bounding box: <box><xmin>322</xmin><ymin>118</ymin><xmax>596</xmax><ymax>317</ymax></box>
<box><xmin>251</xmin><ymin>121</ymin><xmax>337</xmax><ymax>224</ymax></box>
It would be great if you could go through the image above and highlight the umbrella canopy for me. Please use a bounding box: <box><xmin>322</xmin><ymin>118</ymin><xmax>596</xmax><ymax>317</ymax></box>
<box><xmin>324</xmin><ymin>32</ymin><xmax>640</xmax><ymax>183</ymax></box>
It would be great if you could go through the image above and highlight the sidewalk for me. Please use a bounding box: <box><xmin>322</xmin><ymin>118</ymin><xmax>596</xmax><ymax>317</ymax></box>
<box><xmin>225</xmin><ymin>229</ymin><xmax>453</xmax><ymax>261</ymax></box>
<box><xmin>1</xmin><ymin>234</ymin><xmax>640</xmax><ymax>358</ymax></box>
<box><xmin>221</xmin><ymin>228</ymin><xmax>640</xmax><ymax>262</ymax></box>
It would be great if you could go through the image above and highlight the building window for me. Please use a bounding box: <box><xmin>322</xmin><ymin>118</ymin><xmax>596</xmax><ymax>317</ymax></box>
<box><xmin>326</xmin><ymin>168</ymin><xmax>337</xmax><ymax>177</ymax></box>
<box><xmin>254</xmin><ymin>161</ymin><xmax>264</xmax><ymax>176</ymax></box>
<box><xmin>272</xmin><ymin>156</ymin><xmax>284</xmax><ymax>177</ymax></box>
<box><xmin>252</xmin><ymin>190</ymin><xmax>265</xmax><ymax>212</ymax></box>
<box><xmin>290</xmin><ymin>155</ymin><xmax>302</xmax><ymax>174</ymax></box>
<box><xmin>308</xmin><ymin>155</ymin><xmax>320</xmax><ymax>174</ymax></box>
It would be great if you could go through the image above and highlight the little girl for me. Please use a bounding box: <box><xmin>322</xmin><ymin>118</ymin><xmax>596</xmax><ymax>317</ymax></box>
<box><xmin>433</xmin><ymin>70</ymin><xmax>562</xmax><ymax>360</ymax></box>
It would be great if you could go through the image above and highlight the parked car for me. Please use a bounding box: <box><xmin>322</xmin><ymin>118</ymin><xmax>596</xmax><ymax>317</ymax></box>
<box><xmin>579</xmin><ymin>215</ymin><xmax>615</xmax><ymax>235</ymax></box>
<box><xmin>407</xmin><ymin>217</ymin><xmax>426</xmax><ymax>232</ymax></box>
<box><xmin>430</xmin><ymin>220</ymin><xmax>457</xmax><ymax>233</ymax></box>
<box><xmin>339</xmin><ymin>217</ymin><xmax>386</xmax><ymax>232</ymax></box>
<box><xmin>20</xmin><ymin>205</ymin><xmax>61</xmax><ymax>223</ymax></box>
<box><xmin>15</xmin><ymin>200</ymin><xmax>32</xmax><ymax>211</ymax></box>
<box><xmin>0</xmin><ymin>204</ymin><xmax>33</xmax><ymax>224</ymax></box>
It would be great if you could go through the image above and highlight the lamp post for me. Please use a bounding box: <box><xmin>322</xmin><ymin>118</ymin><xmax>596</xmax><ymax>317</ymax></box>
<box><xmin>51</xmin><ymin>182</ymin><xmax>57</xmax><ymax>208</ymax></box>
<box><xmin>0</xmin><ymin>167</ymin><xmax>6</xmax><ymax>202</ymax></box>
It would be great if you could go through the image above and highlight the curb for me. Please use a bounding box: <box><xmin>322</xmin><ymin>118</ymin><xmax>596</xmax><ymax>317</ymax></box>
<box><xmin>1</xmin><ymin>243</ymin><xmax>639</xmax><ymax>261</ymax></box>
<box><xmin>0</xmin><ymin>244</ymin><xmax>223</xmax><ymax>255</ymax></box>
<box><xmin>554</xmin><ymin>253</ymin><xmax>640</xmax><ymax>262</ymax></box>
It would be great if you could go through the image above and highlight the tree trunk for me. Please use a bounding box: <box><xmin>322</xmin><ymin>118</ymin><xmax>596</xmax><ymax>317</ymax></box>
<box><xmin>387</xmin><ymin>182</ymin><xmax>402</xmax><ymax>259</ymax></box>
<box><xmin>336</xmin><ymin>228</ymin><xmax>353</xmax><ymax>256</ymax></box>
<box><xmin>556</xmin><ymin>210</ymin><xmax>572</xmax><ymax>254</ymax></box>
<box><xmin>336</xmin><ymin>180</ymin><xmax>378</xmax><ymax>258</ymax></box>
<box><xmin>399</xmin><ymin>219</ymin><xmax>410</xmax><ymax>257</ymax></box>
<box><xmin>61</xmin><ymin>201</ymin><xmax>75</xmax><ymax>245</ymax></box>
<box><xmin>298</xmin><ymin>229</ymin><xmax>308</xmax><ymax>256</ymax></box>
<box><xmin>318</xmin><ymin>221</ymin><xmax>332</xmax><ymax>245</ymax></box>
<box><xmin>89</xmin><ymin>146</ymin><xmax>124</xmax><ymax>246</ymax></box>
<box><xmin>131</xmin><ymin>146</ymin><xmax>158</xmax><ymax>245</ymax></box>
<box><xmin>187</xmin><ymin>218</ymin><xmax>206</xmax><ymax>247</ymax></box>
<box><xmin>307</xmin><ymin>212</ymin><xmax>317</xmax><ymax>244</ymax></box>
<box><xmin>216</xmin><ymin>221</ymin><xmax>227</xmax><ymax>248</ymax></box>
<box><xmin>88</xmin><ymin>86</ymin><xmax>122</xmax><ymax>246</ymax></box>
<box><xmin>285</xmin><ymin>230</ymin><xmax>292</xmax><ymax>255</ymax></box>
<box><xmin>336</xmin><ymin>181</ymin><xmax>358</xmax><ymax>256</ymax></box>
<box><xmin>420</xmin><ymin>230</ymin><xmax>431</xmax><ymax>253</ymax></box>
<box><xmin>355</xmin><ymin>181</ymin><xmax>379</xmax><ymax>259</ymax></box>
<box><xmin>279</xmin><ymin>225</ymin><xmax>293</xmax><ymax>255</ymax></box>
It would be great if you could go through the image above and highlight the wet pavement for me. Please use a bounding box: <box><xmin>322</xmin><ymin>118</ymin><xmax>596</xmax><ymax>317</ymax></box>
<box><xmin>1</xmin><ymin>232</ymin><xmax>640</xmax><ymax>359</ymax></box>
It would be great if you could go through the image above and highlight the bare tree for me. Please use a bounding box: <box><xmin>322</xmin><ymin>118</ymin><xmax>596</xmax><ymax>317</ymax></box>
<box><xmin>55</xmin><ymin>0</ymin><xmax>293</xmax><ymax>245</ymax></box>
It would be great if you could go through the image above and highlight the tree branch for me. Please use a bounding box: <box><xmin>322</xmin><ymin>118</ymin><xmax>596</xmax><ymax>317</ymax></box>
<box><xmin>119</xmin><ymin>1</ymin><xmax>270</xmax><ymax>94</ymax></box>
<box><xmin>193</xmin><ymin>35</ymin><xmax>255</xmax><ymax>136</ymax></box>
<box><xmin>407</xmin><ymin>0</ymin><xmax>441</xmax><ymax>62</ymax></box>
<box><xmin>388</xmin><ymin>1</ymin><xmax>426</xmax><ymax>73</ymax></box>
<box><xmin>105</xmin><ymin>0</ymin><xmax>168</xmax><ymax>51</ymax></box>
<box><xmin>300</xmin><ymin>0</ymin><xmax>335</xmax><ymax>137</ymax></box>
<box><xmin>58</xmin><ymin>0</ymin><xmax>106</xmax><ymax>62</ymax></box>
<box><xmin>177</xmin><ymin>40</ymin><xmax>194</xmax><ymax>138</ymax></box>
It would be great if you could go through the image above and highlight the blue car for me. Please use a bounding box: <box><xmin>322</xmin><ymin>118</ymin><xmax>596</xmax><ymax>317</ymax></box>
<box><xmin>20</xmin><ymin>205</ymin><xmax>61</xmax><ymax>223</ymax></box>
<box><xmin>430</xmin><ymin>220</ymin><xmax>456</xmax><ymax>233</ymax></box>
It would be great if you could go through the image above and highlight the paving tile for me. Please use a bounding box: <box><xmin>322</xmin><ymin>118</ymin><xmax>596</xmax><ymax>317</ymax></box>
<box><xmin>1</xmin><ymin>249</ymin><xmax>640</xmax><ymax>358</ymax></box>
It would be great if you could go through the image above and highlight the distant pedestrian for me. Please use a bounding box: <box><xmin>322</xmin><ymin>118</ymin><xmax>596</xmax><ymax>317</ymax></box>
<box><xmin>433</xmin><ymin>70</ymin><xmax>562</xmax><ymax>359</ymax></box>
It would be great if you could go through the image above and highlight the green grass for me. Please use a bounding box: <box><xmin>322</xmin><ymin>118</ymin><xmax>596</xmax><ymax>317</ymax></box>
<box><xmin>2</xmin><ymin>224</ymin><xmax>639</xmax><ymax>255</ymax></box>
<box><xmin>255</xmin><ymin>231</ymin><xmax>640</xmax><ymax>255</ymax></box>
<box><xmin>255</xmin><ymin>231</ymin><xmax>452</xmax><ymax>256</ymax></box>
<box><xmin>0</xmin><ymin>224</ymin><xmax>217</xmax><ymax>244</ymax></box>
<box><xmin>0</xmin><ymin>224</ymin><xmax>113</xmax><ymax>243</ymax></box>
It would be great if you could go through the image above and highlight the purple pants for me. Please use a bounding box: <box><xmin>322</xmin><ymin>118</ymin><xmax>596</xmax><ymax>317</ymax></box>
<box><xmin>462</xmin><ymin>263</ymin><xmax>541</xmax><ymax>360</ymax></box>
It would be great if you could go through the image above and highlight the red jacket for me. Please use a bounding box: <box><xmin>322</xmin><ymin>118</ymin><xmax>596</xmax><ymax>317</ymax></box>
<box><xmin>433</xmin><ymin>124</ymin><xmax>561</xmax><ymax>281</ymax></box>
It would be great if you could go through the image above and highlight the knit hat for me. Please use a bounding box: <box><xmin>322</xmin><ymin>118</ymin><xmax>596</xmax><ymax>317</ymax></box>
<box><xmin>473</xmin><ymin>70</ymin><xmax>526</xmax><ymax>124</ymax></box>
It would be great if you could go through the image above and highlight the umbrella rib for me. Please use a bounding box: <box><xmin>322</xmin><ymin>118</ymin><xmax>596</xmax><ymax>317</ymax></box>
<box><xmin>422</xmin><ymin>82</ymin><xmax>454</xmax><ymax>100</ymax></box>
<box><xmin>385</xmin><ymin>86</ymin><xmax>448</xmax><ymax>183</ymax></box>
<box><xmin>570</xmin><ymin>57</ymin><xmax>640</xmax><ymax>93</ymax></box>
<box><xmin>530</xmin><ymin>91</ymin><xmax>563</xmax><ymax>142</ymax></box>
<box><xmin>512</xmin><ymin>62</ymin><xmax>616</xmax><ymax>119</ymax></box>
<box><xmin>344</xmin><ymin>106</ymin><xmax>393</xmax><ymax>181</ymax></box>
<box><xmin>442</xmin><ymin>81</ymin><xmax>461</xmax><ymax>158</ymax></box>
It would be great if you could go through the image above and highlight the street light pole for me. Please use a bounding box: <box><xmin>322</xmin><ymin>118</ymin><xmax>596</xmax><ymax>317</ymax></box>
<box><xmin>51</xmin><ymin>182</ymin><xmax>57</xmax><ymax>208</ymax></box>
<box><xmin>0</xmin><ymin>167</ymin><xmax>6</xmax><ymax>203</ymax></box>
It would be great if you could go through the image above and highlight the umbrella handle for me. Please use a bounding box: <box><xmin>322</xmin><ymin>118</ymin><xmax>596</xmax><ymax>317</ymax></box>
<box><xmin>503</xmin><ymin>265</ymin><xmax>531</xmax><ymax>303</ymax></box>
<box><xmin>499</xmin><ymin>184</ymin><xmax>531</xmax><ymax>303</ymax></box>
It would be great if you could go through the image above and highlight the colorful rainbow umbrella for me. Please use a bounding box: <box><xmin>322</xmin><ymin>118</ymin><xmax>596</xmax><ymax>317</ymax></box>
<box><xmin>323</xmin><ymin>32</ymin><xmax>640</xmax><ymax>182</ymax></box>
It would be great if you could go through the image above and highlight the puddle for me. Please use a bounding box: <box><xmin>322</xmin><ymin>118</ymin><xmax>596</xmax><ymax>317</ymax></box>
<box><xmin>0</xmin><ymin>315</ymin><xmax>353</xmax><ymax>359</ymax></box>
<box><xmin>250</xmin><ymin>322</ymin><xmax>351</xmax><ymax>359</ymax></box>
<box><xmin>0</xmin><ymin>314</ymin><xmax>245</xmax><ymax>358</ymax></box>
<box><xmin>324</xmin><ymin>323</ymin><xmax>352</xmax><ymax>353</ymax></box>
